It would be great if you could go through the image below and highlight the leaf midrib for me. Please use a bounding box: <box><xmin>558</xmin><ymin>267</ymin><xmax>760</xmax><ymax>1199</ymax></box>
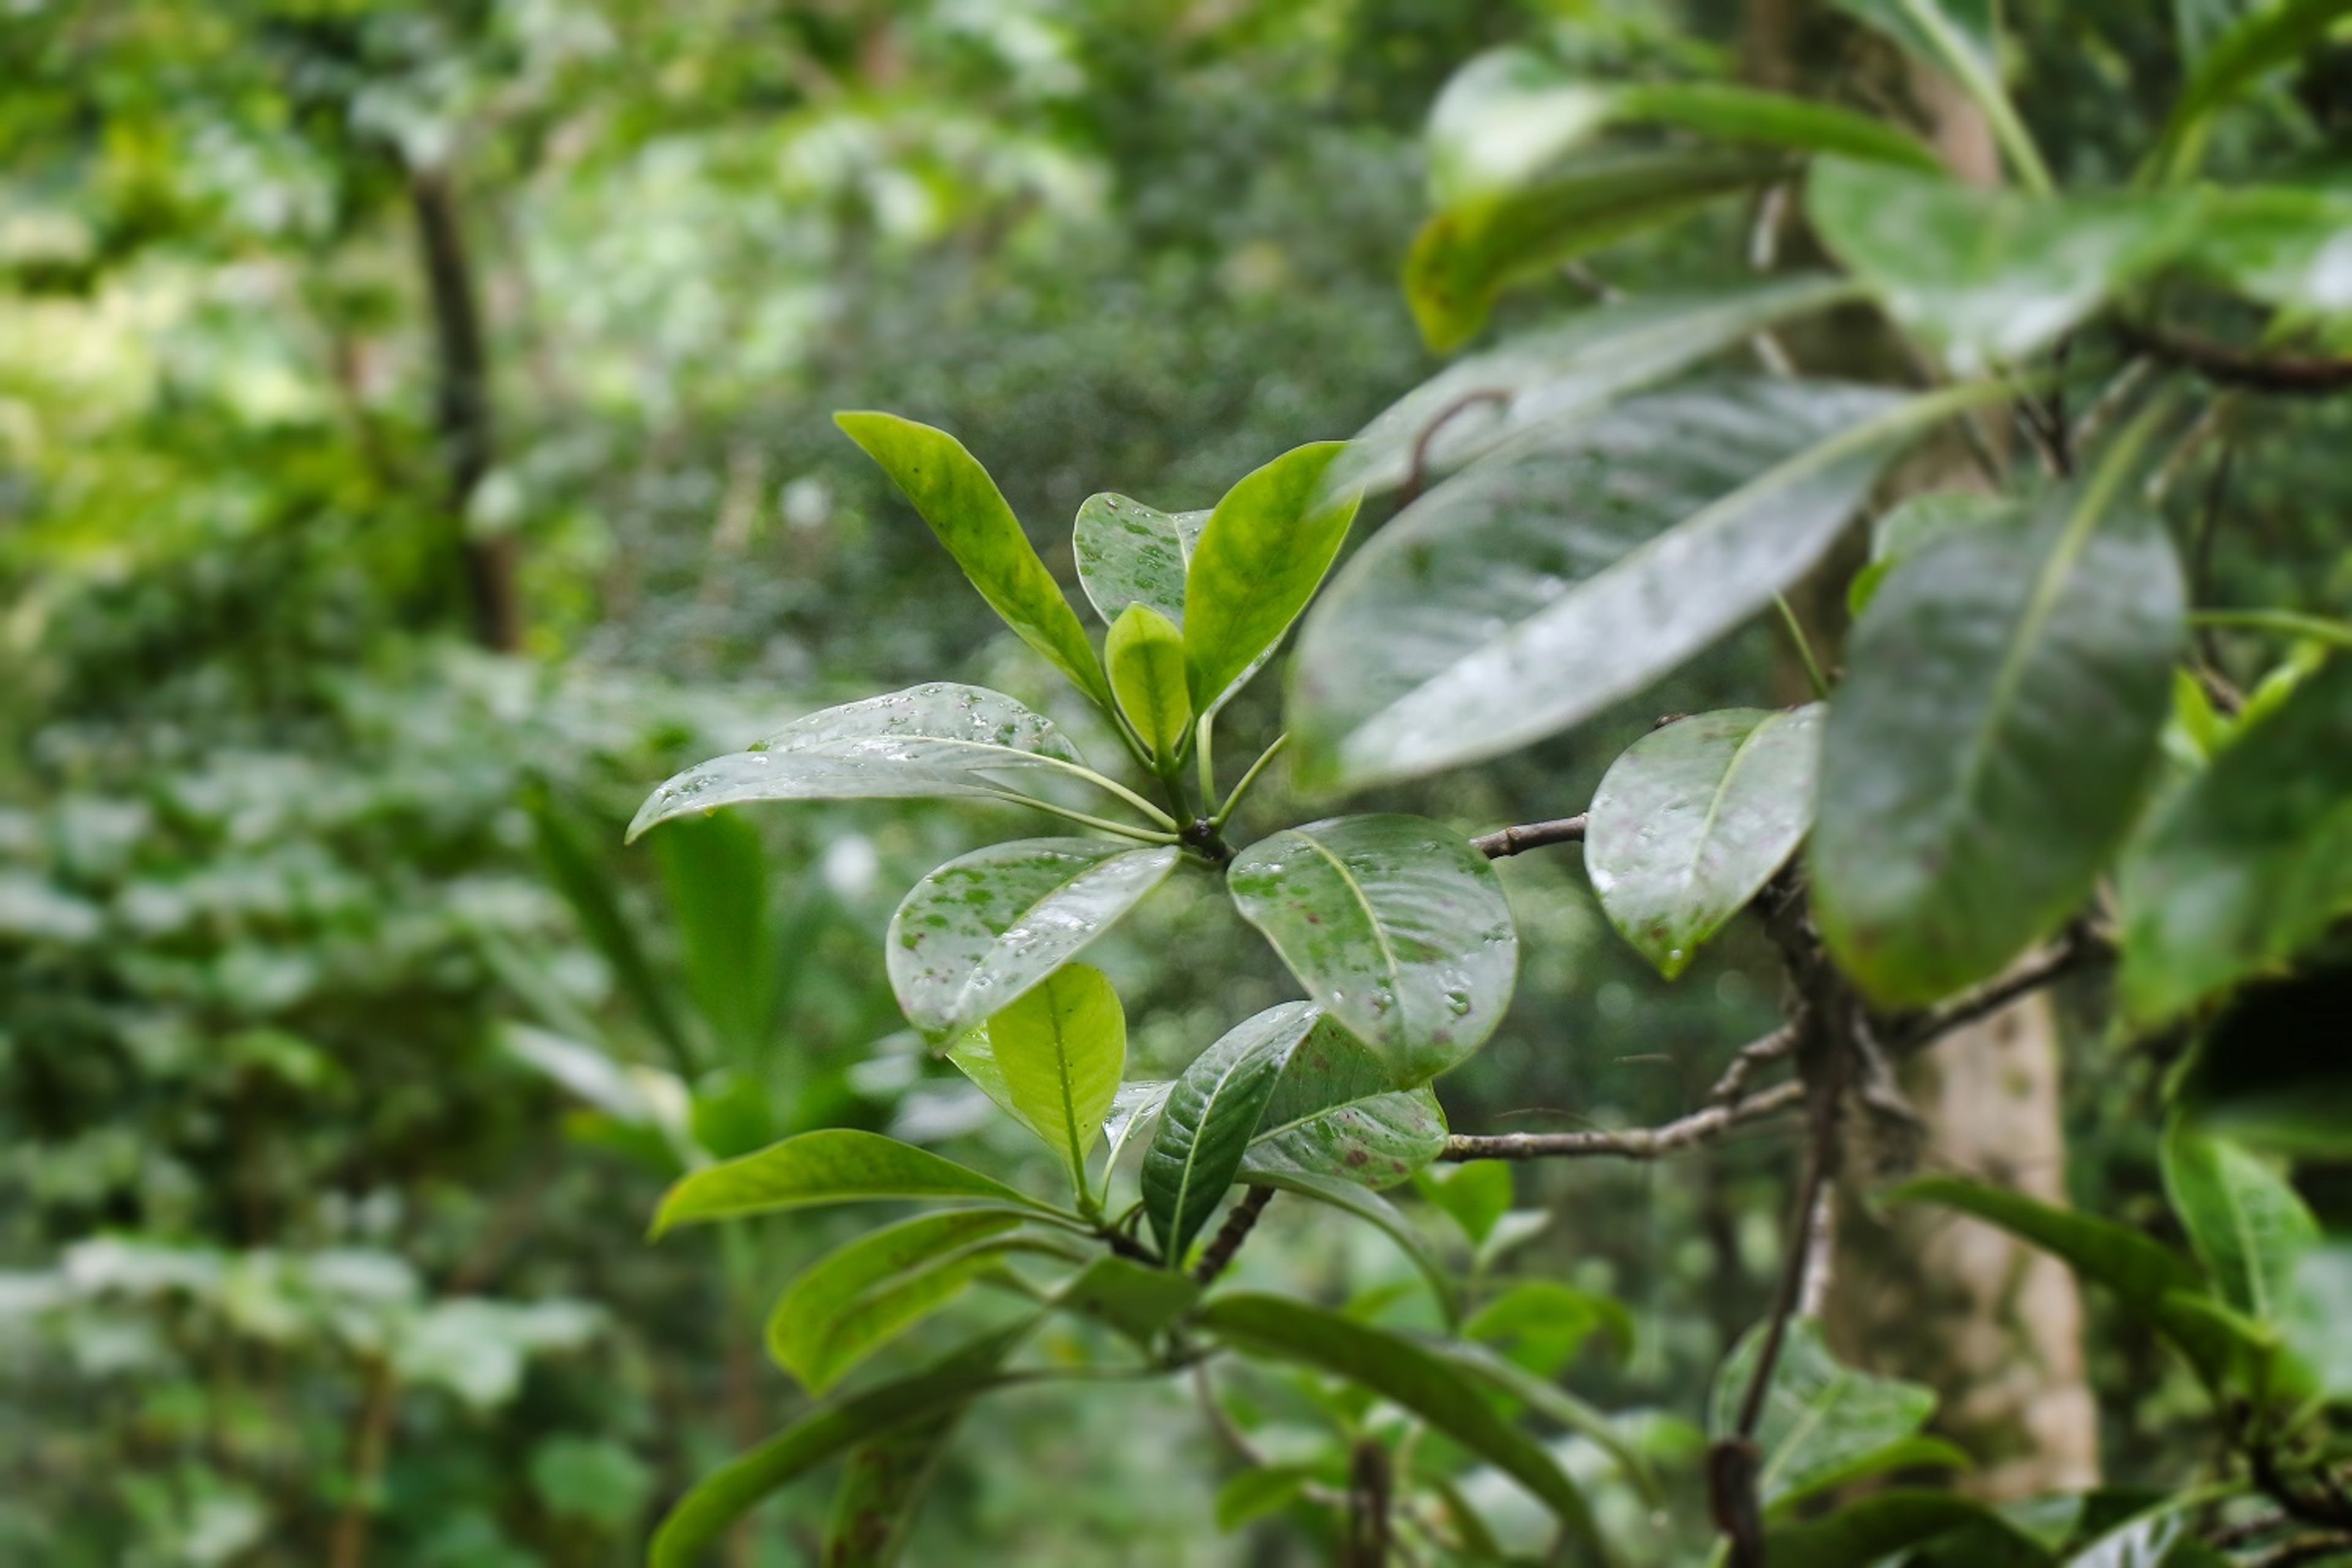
<box><xmin>1666</xmin><ymin>712</ymin><xmax>1784</xmax><ymax>925</ymax></box>
<box><xmin>943</xmin><ymin>847</ymin><xmax>1143</xmax><ymax>1023</ymax></box>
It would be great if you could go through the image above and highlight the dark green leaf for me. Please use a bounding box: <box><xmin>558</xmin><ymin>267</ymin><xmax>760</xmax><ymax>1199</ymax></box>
<box><xmin>652</xmin><ymin>1129</ymin><xmax>1050</xmax><ymax>1235</ymax></box>
<box><xmin>1813</xmin><ymin>471</ymin><xmax>2184</xmax><ymax>1006</ymax></box>
<box><xmin>1586</xmin><ymin>705</ymin><xmax>1823</xmax><ymax>979</ymax></box>
<box><xmin>650</xmin><ymin>811</ymin><xmax>775</xmax><ymax>1060</ymax></box>
<box><xmin>1848</xmin><ymin>490</ymin><xmax>2013</xmax><ymax>615</ymax></box>
<box><xmin>1072</xmin><ymin>492</ymin><xmax>1205</xmax><ymax>627</ymax></box>
<box><xmin>1290</xmin><ymin>379</ymin><xmax>1923</xmax><ymax>792</ymax></box>
<box><xmin>887</xmin><ymin>837</ymin><xmax>1177</xmax><ymax>1042</ymax></box>
<box><xmin>822</xmin><ymin>1406</ymin><xmax>967</xmax><ymax>1568</ymax></box>
<box><xmin>1406</xmin><ymin>149</ymin><xmax>1785</xmax><ymax>352</ymax></box>
<box><xmin>1141</xmin><ymin>1003</ymin><xmax>1314</xmax><ymax>1262</ymax></box>
<box><xmin>2117</xmin><ymin>654</ymin><xmax>2352</xmax><ymax>1022</ymax></box>
<box><xmin>835</xmin><ymin>412</ymin><xmax>1110</xmax><ymax>707</ymax></box>
<box><xmin>1052</xmin><ymin>1255</ymin><xmax>1201</xmax><ymax>1344</ymax></box>
<box><xmin>1197</xmin><ymin>1293</ymin><xmax>1608</xmax><ymax>1561</ymax></box>
<box><xmin>1764</xmin><ymin>1490</ymin><xmax>2037</xmax><ymax>1568</ymax></box>
<box><xmin>767</xmin><ymin>1210</ymin><xmax>1030</xmax><ymax>1392</ymax></box>
<box><xmin>1226</xmin><ymin>815</ymin><xmax>1517</xmax><ymax>1084</ymax></box>
<box><xmin>529</xmin><ymin>791</ymin><xmax>696</xmax><ymax>1069</ymax></box>
<box><xmin>1106</xmin><ymin>603</ymin><xmax>1193</xmax><ymax>760</ymax></box>
<box><xmin>2177</xmin><ymin>965</ymin><xmax>2352</xmax><ymax>1154</ymax></box>
<box><xmin>1238</xmin><ymin>1019</ymin><xmax>1446</xmax><ymax>1189</ymax></box>
<box><xmin>1181</xmin><ymin>440</ymin><xmax>1359</xmax><ymax>714</ymax></box>
<box><xmin>2161</xmin><ymin>1120</ymin><xmax>2318</xmax><ymax>1323</ymax></box>
<box><xmin>968</xmin><ymin>963</ymin><xmax>1125</xmax><ymax>1187</ymax></box>
<box><xmin>1709</xmin><ymin>1317</ymin><xmax>1937</xmax><ymax>1507</ymax></box>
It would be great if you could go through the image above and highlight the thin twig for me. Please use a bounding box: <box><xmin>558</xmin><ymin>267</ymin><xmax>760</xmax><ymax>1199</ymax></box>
<box><xmin>1398</xmin><ymin>390</ymin><xmax>1510</xmax><ymax>509</ymax></box>
<box><xmin>1889</xmin><ymin>930</ymin><xmax>2109</xmax><ymax>1055</ymax></box>
<box><xmin>1468</xmin><ymin>816</ymin><xmax>1587</xmax><ymax>859</ymax></box>
<box><xmin>2115</xmin><ymin>320</ymin><xmax>2352</xmax><ymax>394</ymax></box>
<box><xmin>1709</xmin><ymin>1027</ymin><xmax>1796</xmax><ymax>1105</ymax></box>
<box><xmin>1193</xmin><ymin>1186</ymin><xmax>1275</xmax><ymax>1284</ymax></box>
<box><xmin>1441</xmin><ymin>1080</ymin><xmax>1803</xmax><ymax>1162</ymax></box>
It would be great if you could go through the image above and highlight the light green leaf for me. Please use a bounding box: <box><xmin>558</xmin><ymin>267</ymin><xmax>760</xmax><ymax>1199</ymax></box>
<box><xmin>1807</xmin><ymin>159</ymin><xmax>2192</xmax><ymax>372</ymax></box>
<box><xmin>1197</xmin><ymin>1293</ymin><xmax>1608</xmax><ymax>1561</ymax></box>
<box><xmin>651</xmin><ymin>1129</ymin><xmax>1049</xmax><ymax>1234</ymax></box>
<box><xmin>1106</xmin><ymin>603</ymin><xmax>1194</xmax><ymax>761</ymax></box>
<box><xmin>628</xmin><ymin>684</ymin><xmax>1091</xmax><ymax>841</ymax></box>
<box><xmin>766</xmin><ymin>1210</ymin><xmax>1030</xmax><ymax>1392</ymax></box>
<box><xmin>2117</xmin><ymin>654</ymin><xmax>2352</xmax><ymax>1022</ymax></box>
<box><xmin>1235</xmin><ymin>1018</ymin><xmax>1446</xmax><ymax>1189</ymax></box>
<box><xmin>1226</xmin><ymin>815</ymin><xmax>1517</xmax><ymax>1084</ymax></box>
<box><xmin>1709</xmin><ymin>1318</ymin><xmax>1936</xmax><ymax>1508</ymax></box>
<box><xmin>1250</xmin><ymin>1167</ymin><xmax>1461</xmax><ymax>1324</ymax></box>
<box><xmin>1141</xmin><ymin>1003</ymin><xmax>1315</xmax><ymax>1263</ymax></box>
<box><xmin>887</xmin><ymin>838</ymin><xmax>1178</xmax><ymax>1042</ymax></box>
<box><xmin>1290</xmin><ymin>378</ymin><xmax>1920</xmax><ymax>793</ymax></box>
<box><xmin>1763</xmin><ymin>1490</ymin><xmax>2035</xmax><ymax>1568</ymax></box>
<box><xmin>1812</xmin><ymin>471</ymin><xmax>2183</xmax><ymax>1006</ymax></box>
<box><xmin>1848</xmin><ymin>490</ymin><xmax>2013</xmax><ymax>615</ymax></box>
<box><xmin>1214</xmin><ymin>1466</ymin><xmax>1314</xmax><ymax>1532</ymax></box>
<box><xmin>2160</xmin><ymin>1120</ymin><xmax>2319</xmax><ymax>1323</ymax></box>
<box><xmin>976</xmin><ymin>963</ymin><xmax>1126</xmax><ymax>1189</ymax></box>
<box><xmin>1182</xmin><ymin>440</ymin><xmax>1359</xmax><ymax>714</ymax></box>
<box><xmin>823</xmin><ymin>1406</ymin><xmax>967</xmax><ymax>1568</ymax></box>
<box><xmin>2150</xmin><ymin>0</ymin><xmax>2352</xmax><ymax>181</ymax></box>
<box><xmin>2188</xmin><ymin>186</ymin><xmax>2352</xmax><ymax>316</ymax></box>
<box><xmin>1406</xmin><ymin>148</ymin><xmax>1785</xmax><ymax>352</ymax></box>
<box><xmin>1072</xmin><ymin>493</ymin><xmax>1206</xmax><ymax>627</ymax></box>
<box><xmin>1586</xmin><ymin>706</ymin><xmax>1823</xmax><ymax>979</ymax></box>
<box><xmin>835</xmin><ymin>412</ymin><xmax>1110</xmax><ymax>708</ymax></box>
<box><xmin>649</xmin><ymin>1324</ymin><xmax>1028</xmax><ymax>1568</ymax></box>
<box><xmin>1465</xmin><ymin>1279</ymin><xmax>1635</xmax><ymax>1374</ymax></box>
<box><xmin>1327</xmin><ymin>276</ymin><xmax>1862</xmax><ymax>505</ymax></box>
<box><xmin>1052</xmin><ymin>1255</ymin><xmax>1201</xmax><ymax>1345</ymax></box>
<box><xmin>1419</xmin><ymin>1160</ymin><xmax>1513</xmax><ymax>1246</ymax></box>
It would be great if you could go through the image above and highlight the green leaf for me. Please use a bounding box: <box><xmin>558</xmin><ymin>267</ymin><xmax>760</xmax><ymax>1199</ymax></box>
<box><xmin>1848</xmin><ymin>490</ymin><xmax>2013</xmax><ymax>615</ymax></box>
<box><xmin>1586</xmin><ymin>706</ymin><xmax>1823</xmax><ymax>979</ymax></box>
<box><xmin>1106</xmin><ymin>603</ymin><xmax>1193</xmax><ymax>761</ymax></box>
<box><xmin>822</xmin><ymin>1406</ymin><xmax>967</xmax><ymax>1568</ymax></box>
<box><xmin>2285</xmin><ymin>1243</ymin><xmax>2352</xmax><ymax>1398</ymax></box>
<box><xmin>2160</xmin><ymin>1120</ymin><xmax>2318</xmax><ymax>1324</ymax></box>
<box><xmin>835</xmin><ymin>412</ymin><xmax>1110</xmax><ymax>708</ymax></box>
<box><xmin>1072</xmin><ymin>492</ymin><xmax>1206</xmax><ymax>627</ymax></box>
<box><xmin>1406</xmin><ymin>149</ymin><xmax>1786</xmax><ymax>352</ymax></box>
<box><xmin>1141</xmin><ymin>1003</ymin><xmax>1314</xmax><ymax>1262</ymax></box>
<box><xmin>629</xmin><ymin>684</ymin><xmax>1094</xmax><ymax>842</ymax></box>
<box><xmin>1236</xmin><ymin>1019</ymin><xmax>1447</xmax><ymax>1189</ymax></box>
<box><xmin>973</xmin><ymin>963</ymin><xmax>1126</xmax><ymax>1191</ymax></box>
<box><xmin>1709</xmin><ymin>1318</ymin><xmax>1937</xmax><ymax>1508</ymax></box>
<box><xmin>652</xmin><ymin>1129</ymin><xmax>1049</xmax><ymax>1235</ymax></box>
<box><xmin>1418</xmin><ymin>1160</ymin><xmax>1513</xmax><ymax>1246</ymax></box>
<box><xmin>1290</xmin><ymin>378</ymin><xmax>1922</xmax><ymax>793</ymax></box>
<box><xmin>2059</xmin><ymin>1507</ymin><xmax>2188</xmax><ymax>1568</ymax></box>
<box><xmin>1250</xmin><ymin>1166</ymin><xmax>1462</xmax><ymax>1324</ymax></box>
<box><xmin>1051</xmin><ymin>1254</ymin><xmax>1201</xmax><ymax>1345</ymax></box>
<box><xmin>1197</xmin><ymin>1293</ymin><xmax>1608</xmax><ymax>1561</ymax></box>
<box><xmin>2149</xmin><ymin>0</ymin><xmax>2352</xmax><ymax>181</ymax></box>
<box><xmin>1327</xmin><ymin>276</ymin><xmax>1863</xmax><ymax>503</ymax></box>
<box><xmin>1465</xmin><ymin>1279</ymin><xmax>1635</xmax><ymax>1374</ymax></box>
<box><xmin>1764</xmin><ymin>1491</ymin><xmax>2038</xmax><ymax>1568</ymax></box>
<box><xmin>2117</xmin><ymin>654</ymin><xmax>2352</xmax><ymax>1022</ymax></box>
<box><xmin>887</xmin><ymin>837</ymin><xmax>1178</xmax><ymax>1042</ymax></box>
<box><xmin>1214</xmin><ymin>1466</ymin><xmax>1314</xmax><ymax>1532</ymax></box>
<box><xmin>2188</xmin><ymin>186</ymin><xmax>2352</xmax><ymax>316</ymax></box>
<box><xmin>1434</xmin><ymin>1339</ymin><xmax>1660</xmax><ymax>1503</ymax></box>
<box><xmin>767</xmin><ymin>1210</ymin><xmax>1030</xmax><ymax>1392</ymax></box>
<box><xmin>1807</xmin><ymin>160</ymin><xmax>2191</xmax><ymax>372</ymax></box>
<box><xmin>1812</xmin><ymin>469</ymin><xmax>2184</xmax><ymax>1006</ymax></box>
<box><xmin>1226</xmin><ymin>815</ymin><xmax>1518</xmax><ymax>1084</ymax></box>
<box><xmin>1611</xmin><ymin>82</ymin><xmax>1946</xmax><ymax>170</ymax></box>
<box><xmin>1181</xmin><ymin>440</ymin><xmax>1360</xmax><ymax>715</ymax></box>
<box><xmin>649</xmin><ymin>1324</ymin><xmax>1028</xmax><ymax>1568</ymax></box>
<box><xmin>650</xmin><ymin>811</ymin><xmax>775</xmax><ymax>1059</ymax></box>
<box><xmin>1102</xmin><ymin>1080</ymin><xmax>1172</xmax><ymax>1169</ymax></box>
<box><xmin>1825</xmin><ymin>0</ymin><xmax>2051</xmax><ymax>192</ymax></box>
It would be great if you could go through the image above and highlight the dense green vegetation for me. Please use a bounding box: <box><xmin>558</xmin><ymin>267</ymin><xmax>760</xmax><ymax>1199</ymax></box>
<box><xmin>4</xmin><ymin>2</ymin><xmax>2351</xmax><ymax>1565</ymax></box>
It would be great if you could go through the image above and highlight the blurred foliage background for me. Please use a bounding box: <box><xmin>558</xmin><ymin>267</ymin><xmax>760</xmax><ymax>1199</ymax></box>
<box><xmin>2</xmin><ymin>1</ymin><xmax>2346</xmax><ymax>1564</ymax></box>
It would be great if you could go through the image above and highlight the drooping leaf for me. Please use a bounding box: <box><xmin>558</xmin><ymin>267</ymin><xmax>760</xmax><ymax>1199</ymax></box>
<box><xmin>767</xmin><ymin>1210</ymin><xmax>1032</xmax><ymax>1392</ymax></box>
<box><xmin>1327</xmin><ymin>276</ymin><xmax>1862</xmax><ymax>503</ymax></box>
<box><xmin>1847</xmin><ymin>490</ymin><xmax>2014</xmax><ymax>614</ymax></box>
<box><xmin>2160</xmin><ymin>1120</ymin><xmax>2319</xmax><ymax>1324</ymax></box>
<box><xmin>2149</xmin><ymin>0</ymin><xmax>2352</xmax><ymax>181</ymax></box>
<box><xmin>822</xmin><ymin>1406</ymin><xmax>967</xmax><ymax>1568</ymax></box>
<box><xmin>2117</xmin><ymin>654</ymin><xmax>2352</xmax><ymax>1022</ymax></box>
<box><xmin>1072</xmin><ymin>492</ymin><xmax>1207</xmax><ymax>627</ymax></box>
<box><xmin>834</xmin><ymin>413</ymin><xmax>1110</xmax><ymax>707</ymax></box>
<box><xmin>1181</xmin><ymin>440</ymin><xmax>1359</xmax><ymax>715</ymax></box>
<box><xmin>1809</xmin><ymin>160</ymin><xmax>2195</xmax><ymax>373</ymax></box>
<box><xmin>1226</xmin><ymin>815</ymin><xmax>1518</xmax><ymax>1084</ymax></box>
<box><xmin>1250</xmin><ymin>1166</ymin><xmax>1461</xmax><ymax>1323</ymax></box>
<box><xmin>1197</xmin><ymin>1293</ymin><xmax>1608</xmax><ymax>1561</ymax></box>
<box><xmin>1812</xmin><ymin>471</ymin><xmax>2184</xmax><ymax>1006</ymax></box>
<box><xmin>1141</xmin><ymin>1003</ymin><xmax>1316</xmax><ymax>1263</ymax></box>
<box><xmin>973</xmin><ymin>963</ymin><xmax>1126</xmax><ymax>1188</ymax></box>
<box><xmin>1585</xmin><ymin>706</ymin><xmax>1823</xmax><ymax>979</ymax></box>
<box><xmin>1763</xmin><ymin>1491</ymin><xmax>2040</xmax><ymax>1568</ymax></box>
<box><xmin>1406</xmin><ymin>149</ymin><xmax>1785</xmax><ymax>351</ymax></box>
<box><xmin>2188</xmin><ymin>186</ymin><xmax>2352</xmax><ymax>316</ymax></box>
<box><xmin>652</xmin><ymin>1129</ymin><xmax>1050</xmax><ymax>1235</ymax></box>
<box><xmin>1289</xmin><ymin>378</ymin><xmax>1923</xmax><ymax>793</ymax></box>
<box><xmin>649</xmin><ymin>1324</ymin><xmax>1030</xmax><ymax>1568</ymax></box>
<box><xmin>887</xmin><ymin>838</ymin><xmax>1178</xmax><ymax>1042</ymax></box>
<box><xmin>1106</xmin><ymin>603</ymin><xmax>1194</xmax><ymax>761</ymax></box>
<box><xmin>628</xmin><ymin>684</ymin><xmax>1091</xmax><ymax>841</ymax></box>
<box><xmin>1052</xmin><ymin>1255</ymin><xmax>1202</xmax><ymax>1345</ymax></box>
<box><xmin>1233</xmin><ymin>1017</ymin><xmax>1446</xmax><ymax>1189</ymax></box>
<box><xmin>1709</xmin><ymin>1317</ymin><xmax>1937</xmax><ymax>1508</ymax></box>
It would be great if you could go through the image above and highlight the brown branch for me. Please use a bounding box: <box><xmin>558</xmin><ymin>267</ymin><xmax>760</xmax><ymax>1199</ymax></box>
<box><xmin>1343</xmin><ymin>1440</ymin><xmax>1394</xmax><ymax>1568</ymax></box>
<box><xmin>1468</xmin><ymin>816</ymin><xmax>1587</xmax><ymax>859</ymax></box>
<box><xmin>1709</xmin><ymin>1025</ymin><xmax>1796</xmax><ymax>1104</ymax></box>
<box><xmin>2115</xmin><ymin>320</ymin><xmax>2352</xmax><ymax>395</ymax></box>
<box><xmin>1888</xmin><ymin>929</ymin><xmax>2109</xmax><ymax>1055</ymax></box>
<box><xmin>1397</xmin><ymin>390</ymin><xmax>1511</xmax><ymax>510</ymax></box>
<box><xmin>1441</xmin><ymin>1079</ymin><xmax>1803</xmax><ymax>1162</ymax></box>
<box><xmin>1192</xmin><ymin>1186</ymin><xmax>1275</xmax><ymax>1284</ymax></box>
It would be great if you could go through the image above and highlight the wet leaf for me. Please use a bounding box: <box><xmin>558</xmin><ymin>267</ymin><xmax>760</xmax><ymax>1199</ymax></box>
<box><xmin>1073</xmin><ymin>492</ymin><xmax>1206</xmax><ymax>627</ymax></box>
<box><xmin>1106</xmin><ymin>603</ymin><xmax>1193</xmax><ymax>760</ymax></box>
<box><xmin>1141</xmin><ymin>1003</ymin><xmax>1316</xmax><ymax>1263</ymax></box>
<box><xmin>1237</xmin><ymin>1020</ymin><xmax>1446</xmax><ymax>1189</ymax></box>
<box><xmin>1182</xmin><ymin>440</ymin><xmax>1359</xmax><ymax>715</ymax></box>
<box><xmin>965</xmin><ymin>964</ymin><xmax>1126</xmax><ymax>1186</ymax></box>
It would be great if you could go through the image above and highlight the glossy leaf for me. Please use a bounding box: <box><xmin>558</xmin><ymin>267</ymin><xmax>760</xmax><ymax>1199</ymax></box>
<box><xmin>974</xmin><ymin>963</ymin><xmax>1126</xmax><ymax>1187</ymax></box>
<box><xmin>628</xmin><ymin>684</ymin><xmax>1089</xmax><ymax>840</ymax></box>
<box><xmin>887</xmin><ymin>837</ymin><xmax>1178</xmax><ymax>1042</ymax></box>
<box><xmin>1052</xmin><ymin>1255</ymin><xmax>1201</xmax><ymax>1345</ymax></box>
<box><xmin>1235</xmin><ymin>1016</ymin><xmax>1446</xmax><ymax>1189</ymax></box>
<box><xmin>2117</xmin><ymin>654</ymin><xmax>2352</xmax><ymax>1022</ymax></box>
<box><xmin>1586</xmin><ymin>705</ymin><xmax>1823</xmax><ymax>979</ymax></box>
<box><xmin>1813</xmin><ymin>478</ymin><xmax>2183</xmax><ymax>1006</ymax></box>
<box><xmin>767</xmin><ymin>1210</ymin><xmax>1029</xmax><ymax>1392</ymax></box>
<box><xmin>2160</xmin><ymin>1120</ymin><xmax>2318</xmax><ymax>1323</ymax></box>
<box><xmin>1140</xmin><ymin>1003</ymin><xmax>1314</xmax><ymax>1263</ymax></box>
<box><xmin>1181</xmin><ymin>440</ymin><xmax>1359</xmax><ymax>714</ymax></box>
<box><xmin>1072</xmin><ymin>492</ymin><xmax>1206</xmax><ymax>627</ymax></box>
<box><xmin>1808</xmin><ymin>159</ymin><xmax>2190</xmax><ymax>372</ymax></box>
<box><xmin>1763</xmin><ymin>1491</ymin><xmax>2033</xmax><ymax>1568</ymax></box>
<box><xmin>1327</xmin><ymin>276</ymin><xmax>1861</xmax><ymax>503</ymax></box>
<box><xmin>1196</xmin><ymin>1293</ymin><xmax>1607</xmax><ymax>1559</ymax></box>
<box><xmin>1226</xmin><ymin>815</ymin><xmax>1517</xmax><ymax>1084</ymax></box>
<box><xmin>1249</xmin><ymin>1166</ymin><xmax>1461</xmax><ymax>1324</ymax></box>
<box><xmin>1710</xmin><ymin>1317</ymin><xmax>1936</xmax><ymax>1507</ymax></box>
<box><xmin>835</xmin><ymin>413</ymin><xmax>1110</xmax><ymax>707</ymax></box>
<box><xmin>823</xmin><ymin>1407</ymin><xmax>966</xmax><ymax>1568</ymax></box>
<box><xmin>652</xmin><ymin>1129</ymin><xmax>1048</xmax><ymax>1235</ymax></box>
<box><xmin>1102</xmin><ymin>1080</ymin><xmax>1172</xmax><ymax>1169</ymax></box>
<box><xmin>1290</xmin><ymin>378</ymin><xmax>1918</xmax><ymax>792</ymax></box>
<box><xmin>1106</xmin><ymin>603</ymin><xmax>1193</xmax><ymax>760</ymax></box>
<box><xmin>1406</xmin><ymin>149</ymin><xmax>1785</xmax><ymax>351</ymax></box>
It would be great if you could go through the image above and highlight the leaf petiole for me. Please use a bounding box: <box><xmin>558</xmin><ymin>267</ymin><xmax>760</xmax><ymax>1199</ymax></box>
<box><xmin>1209</xmin><ymin>734</ymin><xmax>1289</xmax><ymax>829</ymax></box>
<box><xmin>982</xmin><ymin>790</ymin><xmax>1183</xmax><ymax>845</ymax></box>
<box><xmin>1773</xmin><ymin>594</ymin><xmax>1831</xmax><ymax>698</ymax></box>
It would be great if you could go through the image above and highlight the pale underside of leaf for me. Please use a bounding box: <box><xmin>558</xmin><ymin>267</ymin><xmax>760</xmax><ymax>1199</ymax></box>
<box><xmin>1073</xmin><ymin>493</ymin><xmax>1207</xmax><ymax>626</ymax></box>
